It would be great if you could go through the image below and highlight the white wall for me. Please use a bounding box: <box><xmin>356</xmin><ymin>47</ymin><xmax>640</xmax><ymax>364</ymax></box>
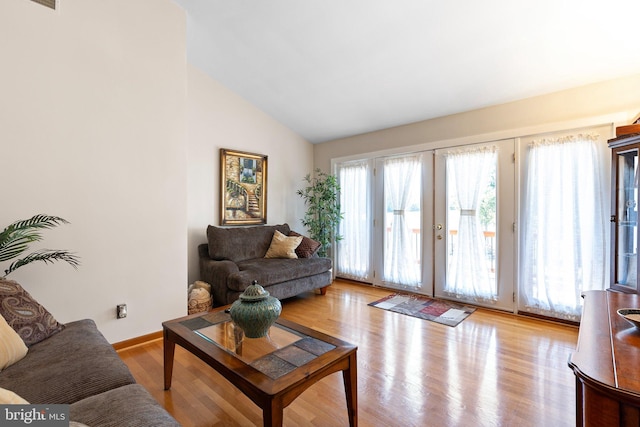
<box><xmin>0</xmin><ymin>0</ymin><xmax>188</xmax><ymax>343</ymax></box>
<box><xmin>186</xmin><ymin>65</ymin><xmax>314</xmax><ymax>284</ymax></box>
<box><xmin>315</xmin><ymin>73</ymin><xmax>640</xmax><ymax>168</ymax></box>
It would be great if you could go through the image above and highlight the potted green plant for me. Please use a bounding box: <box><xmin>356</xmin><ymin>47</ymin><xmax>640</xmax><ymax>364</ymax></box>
<box><xmin>0</xmin><ymin>214</ymin><xmax>80</xmax><ymax>278</ymax></box>
<box><xmin>297</xmin><ymin>168</ymin><xmax>343</xmax><ymax>257</ymax></box>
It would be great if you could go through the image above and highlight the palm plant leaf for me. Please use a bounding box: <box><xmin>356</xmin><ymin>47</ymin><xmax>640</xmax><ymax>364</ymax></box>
<box><xmin>4</xmin><ymin>250</ymin><xmax>80</xmax><ymax>277</ymax></box>
<box><xmin>0</xmin><ymin>231</ymin><xmax>42</xmax><ymax>262</ymax></box>
<box><xmin>0</xmin><ymin>214</ymin><xmax>69</xmax><ymax>238</ymax></box>
<box><xmin>0</xmin><ymin>215</ymin><xmax>69</xmax><ymax>262</ymax></box>
<box><xmin>0</xmin><ymin>214</ymin><xmax>80</xmax><ymax>277</ymax></box>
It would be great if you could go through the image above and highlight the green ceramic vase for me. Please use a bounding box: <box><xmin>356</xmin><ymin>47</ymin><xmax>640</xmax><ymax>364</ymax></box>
<box><xmin>229</xmin><ymin>280</ymin><xmax>282</xmax><ymax>338</ymax></box>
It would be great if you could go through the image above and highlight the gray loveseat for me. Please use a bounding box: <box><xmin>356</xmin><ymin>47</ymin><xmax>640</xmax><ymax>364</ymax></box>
<box><xmin>199</xmin><ymin>223</ymin><xmax>333</xmax><ymax>306</ymax></box>
<box><xmin>0</xmin><ymin>319</ymin><xmax>179</xmax><ymax>426</ymax></box>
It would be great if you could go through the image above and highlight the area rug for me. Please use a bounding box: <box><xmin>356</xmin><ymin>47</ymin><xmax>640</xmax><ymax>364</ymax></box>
<box><xmin>368</xmin><ymin>294</ymin><xmax>476</xmax><ymax>327</ymax></box>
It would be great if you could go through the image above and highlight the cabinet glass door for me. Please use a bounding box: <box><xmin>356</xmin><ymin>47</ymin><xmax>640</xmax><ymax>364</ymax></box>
<box><xmin>615</xmin><ymin>148</ymin><xmax>638</xmax><ymax>290</ymax></box>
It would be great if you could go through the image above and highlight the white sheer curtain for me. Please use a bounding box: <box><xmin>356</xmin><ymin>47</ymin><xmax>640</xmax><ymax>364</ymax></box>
<box><xmin>336</xmin><ymin>160</ymin><xmax>370</xmax><ymax>281</ymax></box>
<box><xmin>520</xmin><ymin>134</ymin><xmax>605</xmax><ymax>321</ymax></box>
<box><xmin>445</xmin><ymin>146</ymin><xmax>497</xmax><ymax>301</ymax></box>
<box><xmin>383</xmin><ymin>155</ymin><xmax>421</xmax><ymax>286</ymax></box>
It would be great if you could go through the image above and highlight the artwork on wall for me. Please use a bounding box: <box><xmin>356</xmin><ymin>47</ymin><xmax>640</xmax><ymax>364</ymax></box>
<box><xmin>220</xmin><ymin>149</ymin><xmax>268</xmax><ymax>225</ymax></box>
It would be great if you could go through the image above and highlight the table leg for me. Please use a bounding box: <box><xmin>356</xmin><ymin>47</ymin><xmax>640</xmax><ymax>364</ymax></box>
<box><xmin>342</xmin><ymin>351</ymin><xmax>358</xmax><ymax>427</ymax></box>
<box><xmin>163</xmin><ymin>329</ymin><xmax>175</xmax><ymax>390</ymax></box>
<box><xmin>263</xmin><ymin>400</ymin><xmax>283</xmax><ymax>427</ymax></box>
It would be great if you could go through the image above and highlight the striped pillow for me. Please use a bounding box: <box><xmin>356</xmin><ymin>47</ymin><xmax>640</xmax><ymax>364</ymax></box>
<box><xmin>289</xmin><ymin>231</ymin><xmax>321</xmax><ymax>258</ymax></box>
<box><xmin>0</xmin><ymin>314</ymin><xmax>28</xmax><ymax>371</ymax></box>
<box><xmin>0</xmin><ymin>387</ymin><xmax>29</xmax><ymax>404</ymax></box>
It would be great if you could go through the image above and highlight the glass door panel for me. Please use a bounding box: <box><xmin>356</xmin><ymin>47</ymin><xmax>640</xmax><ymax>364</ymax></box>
<box><xmin>381</xmin><ymin>155</ymin><xmax>422</xmax><ymax>287</ymax></box>
<box><xmin>615</xmin><ymin>149</ymin><xmax>638</xmax><ymax>290</ymax></box>
<box><xmin>446</xmin><ymin>155</ymin><xmax>497</xmax><ymax>299</ymax></box>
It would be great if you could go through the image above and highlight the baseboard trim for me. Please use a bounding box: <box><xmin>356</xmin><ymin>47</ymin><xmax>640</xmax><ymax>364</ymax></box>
<box><xmin>113</xmin><ymin>330</ymin><xmax>163</xmax><ymax>351</ymax></box>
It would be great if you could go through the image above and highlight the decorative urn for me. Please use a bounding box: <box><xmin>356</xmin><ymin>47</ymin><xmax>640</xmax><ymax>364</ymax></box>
<box><xmin>229</xmin><ymin>280</ymin><xmax>282</xmax><ymax>338</ymax></box>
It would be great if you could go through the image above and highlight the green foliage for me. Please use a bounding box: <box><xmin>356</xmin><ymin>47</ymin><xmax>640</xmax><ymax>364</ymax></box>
<box><xmin>296</xmin><ymin>169</ymin><xmax>343</xmax><ymax>257</ymax></box>
<box><xmin>479</xmin><ymin>168</ymin><xmax>497</xmax><ymax>229</ymax></box>
<box><xmin>0</xmin><ymin>214</ymin><xmax>80</xmax><ymax>278</ymax></box>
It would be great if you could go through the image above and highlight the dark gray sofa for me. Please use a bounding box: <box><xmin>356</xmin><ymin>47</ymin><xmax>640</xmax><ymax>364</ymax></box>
<box><xmin>0</xmin><ymin>319</ymin><xmax>179</xmax><ymax>427</ymax></box>
<box><xmin>200</xmin><ymin>223</ymin><xmax>333</xmax><ymax>306</ymax></box>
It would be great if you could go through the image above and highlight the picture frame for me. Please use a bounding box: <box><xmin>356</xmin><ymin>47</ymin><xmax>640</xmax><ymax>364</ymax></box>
<box><xmin>220</xmin><ymin>148</ymin><xmax>268</xmax><ymax>225</ymax></box>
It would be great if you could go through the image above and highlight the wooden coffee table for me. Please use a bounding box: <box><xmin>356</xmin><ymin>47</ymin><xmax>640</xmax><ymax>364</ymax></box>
<box><xmin>162</xmin><ymin>308</ymin><xmax>358</xmax><ymax>427</ymax></box>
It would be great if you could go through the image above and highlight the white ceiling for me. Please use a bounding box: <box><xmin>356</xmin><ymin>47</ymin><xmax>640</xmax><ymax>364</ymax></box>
<box><xmin>174</xmin><ymin>0</ymin><xmax>640</xmax><ymax>143</ymax></box>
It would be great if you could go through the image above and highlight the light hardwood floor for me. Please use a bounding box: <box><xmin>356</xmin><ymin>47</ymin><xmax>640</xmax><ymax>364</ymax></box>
<box><xmin>118</xmin><ymin>280</ymin><xmax>579</xmax><ymax>427</ymax></box>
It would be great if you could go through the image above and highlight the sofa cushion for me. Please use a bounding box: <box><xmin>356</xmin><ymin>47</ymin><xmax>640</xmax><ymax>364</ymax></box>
<box><xmin>0</xmin><ymin>314</ymin><xmax>28</xmax><ymax>371</ymax></box>
<box><xmin>70</xmin><ymin>384</ymin><xmax>180</xmax><ymax>427</ymax></box>
<box><xmin>227</xmin><ymin>257</ymin><xmax>332</xmax><ymax>292</ymax></box>
<box><xmin>207</xmin><ymin>224</ymin><xmax>291</xmax><ymax>262</ymax></box>
<box><xmin>69</xmin><ymin>384</ymin><xmax>180</xmax><ymax>427</ymax></box>
<box><xmin>289</xmin><ymin>231</ymin><xmax>322</xmax><ymax>258</ymax></box>
<box><xmin>0</xmin><ymin>319</ymin><xmax>136</xmax><ymax>404</ymax></box>
<box><xmin>0</xmin><ymin>279</ymin><xmax>65</xmax><ymax>346</ymax></box>
<box><xmin>264</xmin><ymin>230</ymin><xmax>302</xmax><ymax>259</ymax></box>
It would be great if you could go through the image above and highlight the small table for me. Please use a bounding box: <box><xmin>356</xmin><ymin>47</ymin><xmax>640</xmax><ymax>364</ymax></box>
<box><xmin>163</xmin><ymin>308</ymin><xmax>358</xmax><ymax>427</ymax></box>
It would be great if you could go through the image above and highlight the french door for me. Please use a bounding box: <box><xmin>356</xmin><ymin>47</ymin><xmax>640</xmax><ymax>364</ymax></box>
<box><xmin>371</xmin><ymin>153</ymin><xmax>433</xmax><ymax>294</ymax></box>
<box><xmin>433</xmin><ymin>139</ymin><xmax>516</xmax><ymax>311</ymax></box>
<box><xmin>336</xmin><ymin>140</ymin><xmax>515</xmax><ymax>311</ymax></box>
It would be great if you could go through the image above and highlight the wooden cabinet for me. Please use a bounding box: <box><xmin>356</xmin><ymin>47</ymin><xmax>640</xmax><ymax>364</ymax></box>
<box><xmin>569</xmin><ymin>291</ymin><xmax>640</xmax><ymax>426</ymax></box>
<box><xmin>609</xmin><ymin>134</ymin><xmax>640</xmax><ymax>294</ymax></box>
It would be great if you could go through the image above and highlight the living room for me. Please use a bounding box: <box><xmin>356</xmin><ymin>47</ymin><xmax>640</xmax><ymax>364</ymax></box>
<box><xmin>2</xmin><ymin>0</ymin><xmax>640</xmax><ymax>426</ymax></box>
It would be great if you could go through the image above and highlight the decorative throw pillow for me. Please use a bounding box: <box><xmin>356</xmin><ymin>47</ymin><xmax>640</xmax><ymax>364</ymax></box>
<box><xmin>289</xmin><ymin>231</ymin><xmax>322</xmax><ymax>258</ymax></box>
<box><xmin>0</xmin><ymin>387</ymin><xmax>29</xmax><ymax>404</ymax></box>
<box><xmin>264</xmin><ymin>230</ymin><xmax>303</xmax><ymax>259</ymax></box>
<box><xmin>0</xmin><ymin>279</ymin><xmax>65</xmax><ymax>347</ymax></box>
<box><xmin>0</xmin><ymin>314</ymin><xmax>28</xmax><ymax>371</ymax></box>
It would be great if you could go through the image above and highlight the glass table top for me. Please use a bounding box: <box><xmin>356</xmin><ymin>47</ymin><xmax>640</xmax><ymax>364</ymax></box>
<box><xmin>179</xmin><ymin>311</ymin><xmax>336</xmax><ymax>379</ymax></box>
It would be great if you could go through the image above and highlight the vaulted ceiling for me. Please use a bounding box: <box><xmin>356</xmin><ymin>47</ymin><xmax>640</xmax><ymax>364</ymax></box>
<box><xmin>174</xmin><ymin>0</ymin><xmax>640</xmax><ymax>143</ymax></box>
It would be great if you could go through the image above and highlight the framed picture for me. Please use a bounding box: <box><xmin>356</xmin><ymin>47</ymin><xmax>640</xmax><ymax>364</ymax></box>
<box><xmin>220</xmin><ymin>148</ymin><xmax>268</xmax><ymax>225</ymax></box>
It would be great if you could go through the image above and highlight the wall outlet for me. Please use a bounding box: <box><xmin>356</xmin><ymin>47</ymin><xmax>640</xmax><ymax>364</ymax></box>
<box><xmin>116</xmin><ymin>304</ymin><xmax>127</xmax><ymax>319</ymax></box>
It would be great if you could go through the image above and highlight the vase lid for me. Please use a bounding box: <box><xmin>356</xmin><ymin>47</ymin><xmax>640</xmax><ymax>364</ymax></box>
<box><xmin>239</xmin><ymin>282</ymin><xmax>270</xmax><ymax>301</ymax></box>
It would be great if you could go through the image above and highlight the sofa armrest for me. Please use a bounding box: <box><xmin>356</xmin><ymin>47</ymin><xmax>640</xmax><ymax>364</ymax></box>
<box><xmin>198</xmin><ymin>243</ymin><xmax>240</xmax><ymax>305</ymax></box>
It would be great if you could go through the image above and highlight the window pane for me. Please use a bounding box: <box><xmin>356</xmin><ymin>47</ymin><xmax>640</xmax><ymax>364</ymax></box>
<box><xmin>336</xmin><ymin>161</ymin><xmax>371</xmax><ymax>281</ymax></box>
<box><xmin>382</xmin><ymin>156</ymin><xmax>421</xmax><ymax>286</ymax></box>
<box><xmin>444</xmin><ymin>148</ymin><xmax>497</xmax><ymax>301</ymax></box>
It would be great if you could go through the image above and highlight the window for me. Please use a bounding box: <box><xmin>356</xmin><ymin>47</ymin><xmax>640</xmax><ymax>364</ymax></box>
<box><xmin>336</xmin><ymin>160</ymin><xmax>371</xmax><ymax>281</ymax></box>
<box><xmin>520</xmin><ymin>133</ymin><xmax>606</xmax><ymax>321</ymax></box>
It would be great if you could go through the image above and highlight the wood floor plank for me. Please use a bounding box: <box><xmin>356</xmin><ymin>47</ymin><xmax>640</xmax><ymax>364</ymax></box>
<box><xmin>118</xmin><ymin>280</ymin><xmax>578</xmax><ymax>426</ymax></box>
